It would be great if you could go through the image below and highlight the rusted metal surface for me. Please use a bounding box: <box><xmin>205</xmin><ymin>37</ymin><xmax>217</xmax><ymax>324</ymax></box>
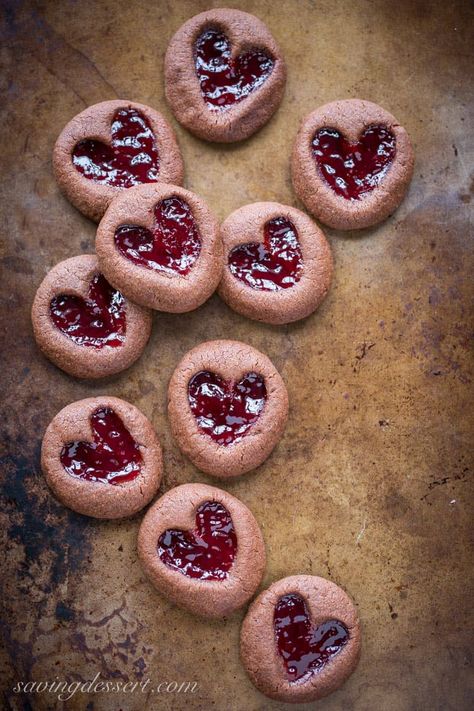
<box><xmin>1</xmin><ymin>1</ymin><xmax>473</xmax><ymax>709</ymax></box>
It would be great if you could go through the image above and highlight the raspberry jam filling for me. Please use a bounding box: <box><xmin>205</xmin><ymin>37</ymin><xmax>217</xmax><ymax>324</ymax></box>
<box><xmin>60</xmin><ymin>407</ymin><xmax>142</xmax><ymax>485</ymax></box>
<box><xmin>312</xmin><ymin>125</ymin><xmax>396</xmax><ymax>200</ymax></box>
<box><xmin>228</xmin><ymin>217</ymin><xmax>303</xmax><ymax>291</ymax></box>
<box><xmin>158</xmin><ymin>501</ymin><xmax>237</xmax><ymax>580</ymax></box>
<box><xmin>114</xmin><ymin>196</ymin><xmax>201</xmax><ymax>275</ymax></box>
<box><xmin>49</xmin><ymin>273</ymin><xmax>126</xmax><ymax>348</ymax></box>
<box><xmin>72</xmin><ymin>108</ymin><xmax>160</xmax><ymax>188</ymax></box>
<box><xmin>274</xmin><ymin>593</ymin><xmax>349</xmax><ymax>683</ymax></box>
<box><xmin>188</xmin><ymin>370</ymin><xmax>266</xmax><ymax>445</ymax></box>
<box><xmin>195</xmin><ymin>28</ymin><xmax>274</xmax><ymax>110</ymax></box>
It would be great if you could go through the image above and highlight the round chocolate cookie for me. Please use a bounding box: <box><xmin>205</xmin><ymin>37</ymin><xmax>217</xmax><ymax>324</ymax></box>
<box><xmin>165</xmin><ymin>9</ymin><xmax>286</xmax><ymax>142</ymax></box>
<box><xmin>41</xmin><ymin>396</ymin><xmax>163</xmax><ymax>519</ymax></box>
<box><xmin>96</xmin><ymin>183</ymin><xmax>222</xmax><ymax>312</ymax></box>
<box><xmin>240</xmin><ymin>575</ymin><xmax>361</xmax><ymax>703</ymax></box>
<box><xmin>168</xmin><ymin>340</ymin><xmax>288</xmax><ymax>478</ymax></box>
<box><xmin>31</xmin><ymin>254</ymin><xmax>152</xmax><ymax>379</ymax></box>
<box><xmin>218</xmin><ymin>202</ymin><xmax>333</xmax><ymax>324</ymax></box>
<box><xmin>292</xmin><ymin>99</ymin><xmax>414</xmax><ymax>230</ymax></box>
<box><xmin>53</xmin><ymin>100</ymin><xmax>184</xmax><ymax>221</ymax></box>
<box><xmin>138</xmin><ymin>483</ymin><xmax>266</xmax><ymax>617</ymax></box>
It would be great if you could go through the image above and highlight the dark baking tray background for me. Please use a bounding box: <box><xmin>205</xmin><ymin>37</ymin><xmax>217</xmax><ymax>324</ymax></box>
<box><xmin>1</xmin><ymin>1</ymin><xmax>473</xmax><ymax>709</ymax></box>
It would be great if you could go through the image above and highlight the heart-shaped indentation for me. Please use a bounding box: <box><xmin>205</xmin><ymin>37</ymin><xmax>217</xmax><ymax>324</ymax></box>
<box><xmin>188</xmin><ymin>370</ymin><xmax>266</xmax><ymax>445</ymax></box>
<box><xmin>312</xmin><ymin>125</ymin><xmax>396</xmax><ymax>200</ymax></box>
<box><xmin>274</xmin><ymin>593</ymin><xmax>349</xmax><ymax>682</ymax></box>
<box><xmin>72</xmin><ymin>107</ymin><xmax>160</xmax><ymax>188</ymax></box>
<box><xmin>195</xmin><ymin>28</ymin><xmax>274</xmax><ymax>110</ymax></box>
<box><xmin>50</xmin><ymin>273</ymin><xmax>126</xmax><ymax>348</ymax></box>
<box><xmin>114</xmin><ymin>196</ymin><xmax>201</xmax><ymax>275</ymax></box>
<box><xmin>158</xmin><ymin>500</ymin><xmax>237</xmax><ymax>580</ymax></box>
<box><xmin>228</xmin><ymin>217</ymin><xmax>303</xmax><ymax>291</ymax></box>
<box><xmin>60</xmin><ymin>407</ymin><xmax>142</xmax><ymax>485</ymax></box>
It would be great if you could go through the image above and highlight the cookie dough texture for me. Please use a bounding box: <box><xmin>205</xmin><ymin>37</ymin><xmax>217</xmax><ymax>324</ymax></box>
<box><xmin>165</xmin><ymin>9</ymin><xmax>287</xmax><ymax>142</ymax></box>
<box><xmin>168</xmin><ymin>340</ymin><xmax>288</xmax><ymax>477</ymax></box>
<box><xmin>31</xmin><ymin>255</ymin><xmax>152</xmax><ymax>379</ymax></box>
<box><xmin>240</xmin><ymin>575</ymin><xmax>362</xmax><ymax>703</ymax></box>
<box><xmin>137</xmin><ymin>483</ymin><xmax>266</xmax><ymax>617</ymax></box>
<box><xmin>96</xmin><ymin>182</ymin><xmax>222</xmax><ymax>313</ymax></box>
<box><xmin>218</xmin><ymin>201</ymin><xmax>333</xmax><ymax>324</ymax></box>
<box><xmin>292</xmin><ymin>99</ymin><xmax>414</xmax><ymax>230</ymax></box>
<box><xmin>41</xmin><ymin>396</ymin><xmax>163</xmax><ymax>519</ymax></box>
<box><xmin>53</xmin><ymin>99</ymin><xmax>184</xmax><ymax>221</ymax></box>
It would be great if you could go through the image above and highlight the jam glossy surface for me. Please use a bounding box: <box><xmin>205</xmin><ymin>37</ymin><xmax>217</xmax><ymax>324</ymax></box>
<box><xmin>188</xmin><ymin>370</ymin><xmax>266</xmax><ymax>445</ymax></box>
<box><xmin>195</xmin><ymin>28</ymin><xmax>274</xmax><ymax>110</ymax></box>
<box><xmin>312</xmin><ymin>125</ymin><xmax>396</xmax><ymax>200</ymax></box>
<box><xmin>274</xmin><ymin>593</ymin><xmax>349</xmax><ymax>683</ymax></box>
<box><xmin>114</xmin><ymin>196</ymin><xmax>201</xmax><ymax>275</ymax></box>
<box><xmin>72</xmin><ymin>108</ymin><xmax>160</xmax><ymax>188</ymax></box>
<box><xmin>157</xmin><ymin>501</ymin><xmax>237</xmax><ymax>580</ymax></box>
<box><xmin>228</xmin><ymin>217</ymin><xmax>303</xmax><ymax>291</ymax></box>
<box><xmin>60</xmin><ymin>407</ymin><xmax>142</xmax><ymax>485</ymax></box>
<box><xmin>50</xmin><ymin>273</ymin><xmax>126</xmax><ymax>348</ymax></box>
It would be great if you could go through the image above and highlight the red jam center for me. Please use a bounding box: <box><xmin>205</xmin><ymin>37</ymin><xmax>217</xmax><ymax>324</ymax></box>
<box><xmin>188</xmin><ymin>371</ymin><xmax>266</xmax><ymax>445</ymax></box>
<box><xmin>60</xmin><ymin>407</ymin><xmax>142</xmax><ymax>485</ymax></box>
<box><xmin>49</xmin><ymin>273</ymin><xmax>126</xmax><ymax>349</ymax></box>
<box><xmin>157</xmin><ymin>501</ymin><xmax>237</xmax><ymax>580</ymax></box>
<box><xmin>114</xmin><ymin>196</ymin><xmax>201</xmax><ymax>276</ymax></box>
<box><xmin>72</xmin><ymin>108</ymin><xmax>160</xmax><ymax>188</ymax></box>
<box><xmin>274</xmin><ymin>593</ymin><xmax>349</xmax><ymax>683</ymax></box>
<box><xmin>195</xmin><ymin>28</ymin><xmax>274</xmax><ymax>110</ymax></box>
<box><xmin>228</xmin><ymin>217</ymin><xmax>303</xmax><ymax>291</ymax></box>
<box><xmin>312</xmin><ymin>125</ymin><xmax>396</xmax><ymax>200</ymax></box>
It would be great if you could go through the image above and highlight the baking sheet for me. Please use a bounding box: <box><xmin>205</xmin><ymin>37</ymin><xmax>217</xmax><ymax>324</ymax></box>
<box><xmin>1</xmin><ymin>0</ymin><xmax>473</xmax><ymax>709</ymax></box>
